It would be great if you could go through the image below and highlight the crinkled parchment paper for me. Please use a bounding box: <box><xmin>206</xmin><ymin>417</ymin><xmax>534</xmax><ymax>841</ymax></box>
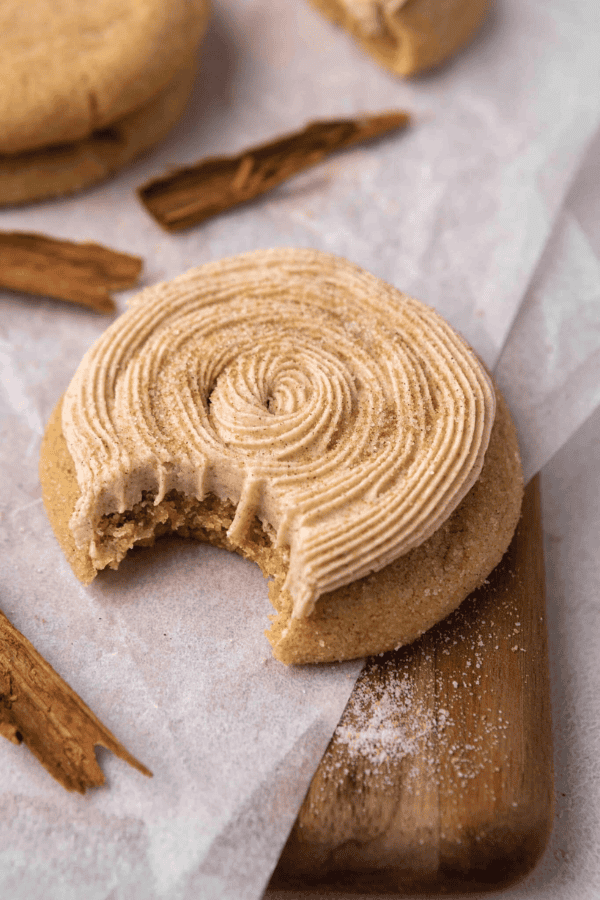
<box><xmin>496</xmin><ymin>123</ymin><xmax>600</xmax><ymax>481</ymax></box>
<box><xmin>1</xmin><ymin>1</ymin><xmax>600</xmax><ymax>897</ymax></box>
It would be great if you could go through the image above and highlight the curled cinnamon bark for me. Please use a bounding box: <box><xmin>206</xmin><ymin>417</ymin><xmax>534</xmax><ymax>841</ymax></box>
<box><xmin>138</xmin><ymin>111</ymin><xmax>410</xmax><ymax>231</ymax></box>
<box><xmin>0</xmin><ymin>608</ymin><xmax>151</xmax><ymax>793</ymax></box>
<box><xmin>0</xmin><ymin>231</ymin><xmax>142</xmax><ymax>313</ymax></box>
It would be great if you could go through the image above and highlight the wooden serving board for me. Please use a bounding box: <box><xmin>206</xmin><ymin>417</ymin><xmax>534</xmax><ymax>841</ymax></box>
<box><xmin>269</xmin><ymin>476</ymin><xmax>553</xmax><ymax>894</ymax></box>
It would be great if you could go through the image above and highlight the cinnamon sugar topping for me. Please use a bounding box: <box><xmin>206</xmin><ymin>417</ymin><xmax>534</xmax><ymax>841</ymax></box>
<box><xmin>62</xmin><ymin>249</ymin><xmax>495</xmax><ymax>616</ymax></box>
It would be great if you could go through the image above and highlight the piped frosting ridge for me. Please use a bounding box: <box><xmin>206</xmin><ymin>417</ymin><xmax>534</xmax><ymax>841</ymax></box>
<box><xmin>62</xmin><ymin>249</ymin><xmax>495</xmax><ymax>617</ymax></box>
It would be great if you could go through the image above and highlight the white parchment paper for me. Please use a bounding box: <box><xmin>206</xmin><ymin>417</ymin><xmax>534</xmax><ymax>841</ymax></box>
<box><xmin>1</xmin><ymin>1</ymin><xmax>600</xmax><ymax>898</ymax></box>
<box><xmin>495</xmin><ymin>123</ymin><xmax>600</xmax><ymax>481</ymax></box>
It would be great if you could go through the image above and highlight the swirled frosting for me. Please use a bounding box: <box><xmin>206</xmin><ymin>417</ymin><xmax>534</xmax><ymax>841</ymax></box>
<box><xmin>62</xmin><ymin>249</ymin><xmax>495</xmax><ymax>617</ymax></box>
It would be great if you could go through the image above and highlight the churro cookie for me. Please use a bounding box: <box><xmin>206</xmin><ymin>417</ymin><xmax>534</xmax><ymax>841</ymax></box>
<box><xmin>0</xmin><ymin>0</ymin><xmax>209</xmax><ymax>205</ymax></box>
<box><xmin>308</xmin><ymin>0</ymin><xmax>489</xmax><ymax>76</ymax></box>
<box><xmin>40</xmin><ymin>249</ymin><xmax>522</xmax><ymax>664</ymax></box>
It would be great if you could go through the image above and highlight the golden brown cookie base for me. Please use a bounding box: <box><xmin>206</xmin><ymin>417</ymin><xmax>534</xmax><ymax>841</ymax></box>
<box><xmin>0</xmin><ymin>0</ymin><xmax>210</xmax><ymax>155</ymax></box>
<box><xmin>308</xmin><ymin>0</ymin><xmax>489</xmax><ymax>76</ymax></box>
<box><xmin>40</xmin><ymin>386</ymin><xmax>522</xmax><ymax>665</ymax></box>
<box><xmin>40</xmin><ymin>399</ymin><xmax>283</xmax><ymax>584</ymax></box>
<box><xmin>0</xmin><ymin>61</ymin><xmax>197</xmax><ymax>206</ymax></box>
<box><xmin>269</xmin><ymin>388</ymin><xmax>523</xmax><ymax>663</ymax></box>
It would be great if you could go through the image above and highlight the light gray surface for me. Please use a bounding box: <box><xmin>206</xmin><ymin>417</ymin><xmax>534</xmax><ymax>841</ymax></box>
<box><xmin>1</xmin><ymin>0</ymin><xmax>600</xmax><ymax>897</ymax></box>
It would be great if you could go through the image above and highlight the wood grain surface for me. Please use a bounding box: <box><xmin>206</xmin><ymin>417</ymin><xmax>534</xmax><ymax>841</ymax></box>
<box><xmin>270</xmin><ymin>476</ymin><xmax>553</xmax><ymax>894</ymax></box>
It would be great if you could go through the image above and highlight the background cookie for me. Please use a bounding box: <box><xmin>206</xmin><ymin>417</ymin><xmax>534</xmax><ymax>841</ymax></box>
<box><xmin>0</xmin><ymin>0</ymin><xmax>209</xmax><ymax>154</ymax></box>
<box><xmin>0</xmin><ymin>62</ymin><xmax>197</xmax><ymax>206</ymax></box>
<box><xmin>308</xmin><ymin>0</ymin><xmax>490</xmax><ymax>76</ymax></box>
<box><xmin>0</xmin><ymin>0</ymin><xmax>209</xmax><ymax>204</ymax></box>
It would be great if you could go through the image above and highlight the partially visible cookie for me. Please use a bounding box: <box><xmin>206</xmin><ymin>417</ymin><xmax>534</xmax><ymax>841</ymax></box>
<box><xmin>308</xmin><ymin>0</ymin><xmax>489</xmax><ymax>76</ymax></box>
<box><xmin>0</xmin><ymin>0</ymin><xmax>209</xmax><ymax>205</ymax></box>
<box><xmin>0</xmin><ymin>0</ymin><xmax>209</xmax><ymax>154</ymax></box>
<box><xmin>0</xmin><ymin>62</ymin><xmax>197</xmax><ymax>206</ymax></box>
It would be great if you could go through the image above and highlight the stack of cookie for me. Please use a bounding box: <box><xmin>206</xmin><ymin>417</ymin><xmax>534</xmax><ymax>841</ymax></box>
<box><xmin>0</xmin><ymin>0</ymin><xmax>210</xmax><ymax>205</ymax></box>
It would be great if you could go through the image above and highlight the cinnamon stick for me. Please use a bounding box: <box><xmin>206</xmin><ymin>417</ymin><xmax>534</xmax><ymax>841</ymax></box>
<box><xmin>0</xmin><ymin>231</ymin><xmax>143</xmax><ymax>313</ymax></box>
<box><xmin>138</xmin><ymin>111</ymin><xmax>410</xmax><ymax>232</ymax></box>
<box><xmin>0</xmin><ymin>608</ymin><xmax>152</xmax><ymax>793</ymax></box>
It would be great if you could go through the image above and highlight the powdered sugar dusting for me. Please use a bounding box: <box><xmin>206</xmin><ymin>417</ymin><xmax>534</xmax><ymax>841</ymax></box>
<box><xmin>332</xmin><ymin>662</ymin><xmax>434</xmax><ymax>770</ymax></box>
<box><xmin>315</xmin><ymin>577</ymin><xmax>531</xmax><ymax>797</ymax></box>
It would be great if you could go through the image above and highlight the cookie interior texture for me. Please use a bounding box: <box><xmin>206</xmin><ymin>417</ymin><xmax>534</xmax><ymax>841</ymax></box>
<box><xmin>307</xmin><ymin>0</ymin><xmax>489</xmax><ymax>76</ymax></box>
<box><xmin>40</xmin><ymin>387</ymin><xmax>522</xmax><ymax>665</ymax></box>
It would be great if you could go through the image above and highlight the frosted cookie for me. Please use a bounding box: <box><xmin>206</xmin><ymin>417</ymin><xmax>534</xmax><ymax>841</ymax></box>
<box><xmin>40</xmin><ymin>249</ymin><xmax>523</xmax><ymax>664</ymax></box>
<box><xmin>0</xmin><ymin>0</ymin><xmax>209</xmax><ymax>205</ymax></box>
<box><xmin>308</xmin><ymin>0</ymin><xmax>489</xmax><ymax>76</ymax></box>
